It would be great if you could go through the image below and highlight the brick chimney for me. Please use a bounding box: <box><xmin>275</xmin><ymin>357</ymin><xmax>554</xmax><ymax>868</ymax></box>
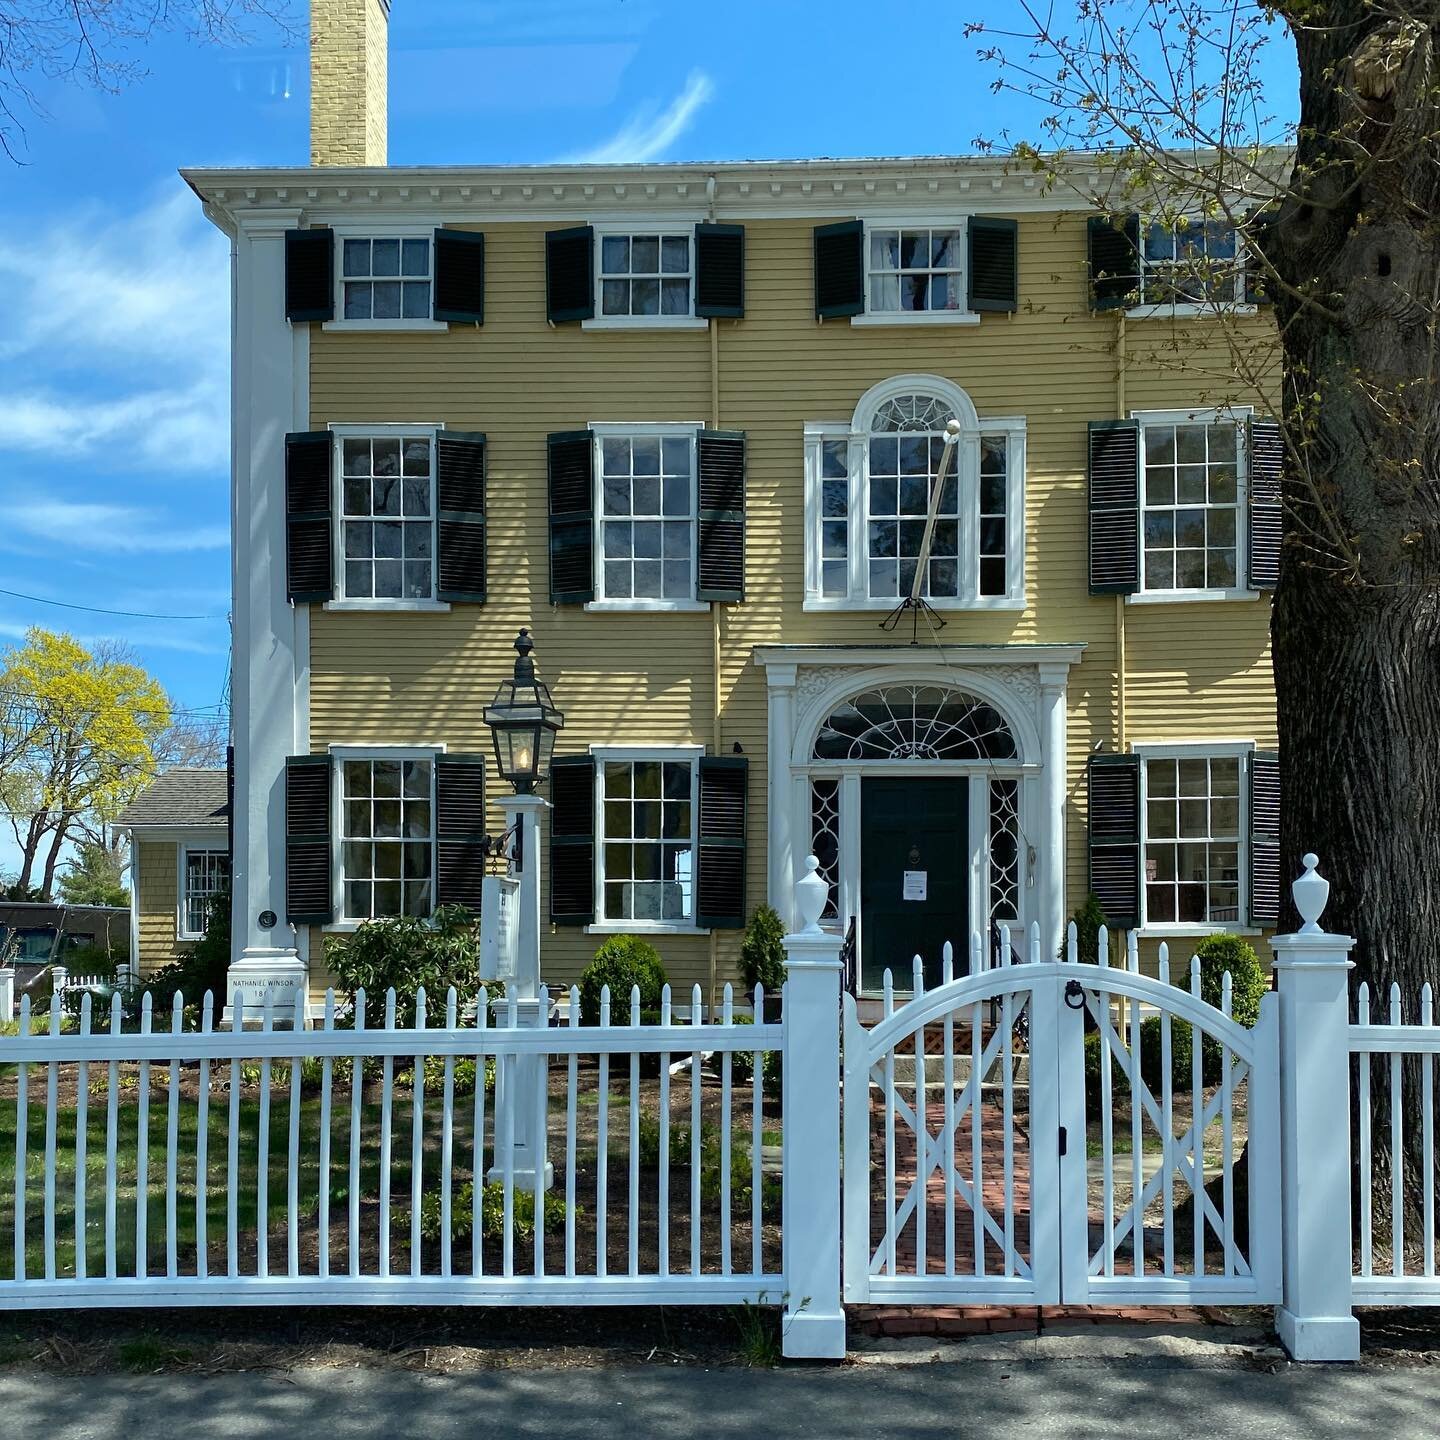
<box><xmin>310</xmin><ymin>0</ymin><xmax>389</xmax><ymax>167</ymax></box>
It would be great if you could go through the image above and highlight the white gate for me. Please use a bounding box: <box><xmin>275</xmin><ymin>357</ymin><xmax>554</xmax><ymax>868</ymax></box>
<box><xmin>842</xmin><ymin>927</ymin><xmax>1282</xmax><ymax>1308</ymax></box>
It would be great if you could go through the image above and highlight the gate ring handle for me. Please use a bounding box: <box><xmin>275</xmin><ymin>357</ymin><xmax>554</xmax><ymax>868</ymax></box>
<box><xmin>1064</xmin><ymin>979</ymin><xmax>1087</xmax><ymax>1010</ymax></box>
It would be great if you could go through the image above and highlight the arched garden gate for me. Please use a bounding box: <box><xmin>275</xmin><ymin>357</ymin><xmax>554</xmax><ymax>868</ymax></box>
<box><xmin>840</xmin><ymin>931</ymin><xmax>1282</xmax><ymax>1307</ymax></box>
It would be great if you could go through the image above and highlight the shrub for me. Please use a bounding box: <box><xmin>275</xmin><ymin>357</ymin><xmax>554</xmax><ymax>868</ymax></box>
<box><xmin>578</xmin><ymin>935</ymin><xmax>667</xmax><ymax>1026</ymax></box>
<box><xmin>420</xmin><ymin>1053</ymin><xmax>496</xmax><ymax>1096</ymax></box>
<box><xmin>325</xmin><ymin>904</ymin><xmax>484</xmax><ymax>1030</ymax></box>
<box><xmin>1191</xmin><ymin>934</ymin><xmax>1266</xmax><ymax>1030</ymax></box>
<box><xmin>739</xmin><ymin>905</ymin><xmax>787</xmax><ymax>996</ymax></box>
<box><xmin>1060</xmin><ymin>892</ymin><xmax>1108</xmax><ymax>964</ymax></box>
<box><xmin>1084</xmin><ymin>1016</ymin><xmax>1198</xmax><ymax>1117</ymax></box>
<box><xmin>708</xmin><ymin>1015</ymin><xmax>782</xmax><ymax>1093</ymax></box>
<box><xmin>634</xmin><ymin>1116</ymin><xmax>782</xmax><ymax>1221</ymax></box>
<box><xmin>62</xmin><ymin>942</ymin><xmax>122</xmax><ymax>979</ymax></box>
<box><xmin>417</xmin><ymin>1180</ymin><xmax>574</xmax><ymax>1245</ymax></box>
<box><xmin>143</xmin><ymin>886</ymin><xmax>232</xmax><ymax>1018</ymax></box>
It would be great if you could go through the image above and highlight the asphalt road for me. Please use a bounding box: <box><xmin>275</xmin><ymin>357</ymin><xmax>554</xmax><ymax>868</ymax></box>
<box><xmin>3</xmin><ymin>1358</ymin><xmax>1437</xmax><ymax>1438</ymax></box>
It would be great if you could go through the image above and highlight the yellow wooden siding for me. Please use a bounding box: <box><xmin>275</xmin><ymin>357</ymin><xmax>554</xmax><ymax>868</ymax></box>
<box><xmin>307</xmin><ymin>211</ymin><xmax>1278</xmax><ymax>987</ymax></box>
<box><xmin>135</xmin><ymin>840</ymin><xmax>189</xmax><ymax>976</ymax></box>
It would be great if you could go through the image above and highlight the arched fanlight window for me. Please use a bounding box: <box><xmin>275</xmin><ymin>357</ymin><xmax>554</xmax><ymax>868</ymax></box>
<box><xmin>812</xmin><ymin>684</ymin><xmax>1017</xmax><ymax>762</ymax></box>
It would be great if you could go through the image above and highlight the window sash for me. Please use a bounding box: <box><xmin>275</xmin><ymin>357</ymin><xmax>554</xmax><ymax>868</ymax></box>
<box><xmin>596</xmin><ymin>231</ymin><xmax>695</xmax><ymax>319</ymax></box>
<box><xmin>336</xmin><ymin>433</ymin><xmax>438</xmax><ymax>602</ymax></box>
<box><xmin>1138</xmin><ymin>418</ymin><xmax>1246</xmax><ymax>594</ymax></box>
<box><xmin>596</xmin><ymin>756</ymin><xmax>698</xmax><ymax>926</ymax></box>
<box><xmin>592</xmin><ymin>428</ymin><xmax>698</xmax><ymax>603</ymax></box>
<box><xmin>181</xmin><ymin>850</ymin><xmax>229</xmax><ymax>939</ymax></box>
<box><xmin>1137</xmin><ymin>220</ymin><xmax>1243</xmax><ymax>307</ymax></box>
<box><xmin>866</xmin><ymin>225</ymin><xmax>965</xmax><ymax>314</ymax></box>
<box><xmin>340</xmin><ymin>236</ymin><xmax>433</xmax><ymax>321</ymax></box>
<box><xmin>338</xmin><ymin>757</ymin><xmax>436</xmax><ymax>921</ymax></box>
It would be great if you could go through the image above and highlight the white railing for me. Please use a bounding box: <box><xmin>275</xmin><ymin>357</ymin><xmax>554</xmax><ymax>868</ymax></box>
<box><xmin>1350</xmin><ymin>981</ymin><xmax>1440</xmax><ymax>1302</ymax></box>
<box><xmin>0</xmin><ymin>980</ymin><xmax>784</xmax><ymax>1308</ymax></box>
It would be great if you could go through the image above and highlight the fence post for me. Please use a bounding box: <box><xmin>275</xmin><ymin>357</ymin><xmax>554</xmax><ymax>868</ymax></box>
<box><xmin>780</xmin><ymin>855</ymin><xmax>846</xmax><ymax>1360</ymax></box>
<box><xmin>1270</xmin><ymin>852</ymin><xmax>1360</xmax><ymax>1362</ymax></box>
<box><xmin>0</xmin><ymin>967</ymin><xmax>13</xmax><ymax>1023</ymax></box>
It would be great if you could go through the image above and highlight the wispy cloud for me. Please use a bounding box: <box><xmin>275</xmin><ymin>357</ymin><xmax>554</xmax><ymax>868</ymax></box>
<box><xmin>0</xmin><ymin>619</ymin><xmax>225</xmax><ymax>656</ymax></box>
<box><xmin>6</xmin><ymin>499</ymin><xmax>228</xmax><ymax>554</ymax></box>
<box><xmin>566</xmin><ymin>70</ymin><xmax>714</xmax><ymax>164</ymax></box>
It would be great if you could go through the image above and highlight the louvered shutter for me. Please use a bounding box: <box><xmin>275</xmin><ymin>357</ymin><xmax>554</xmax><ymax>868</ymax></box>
<box><xmin>968</xmin><ymin>216</ymin><xmax>1019</xmax><ymax>313</ymax></box>
<box><xmin>285</xmin><ymin>431</ymin><xmax>334</xmax><ymax>603</ymax></box>
<box><xmin>548</xmin><ymin>430</ymin><xmax>595</xmax><ymax>604</ymax></box>
<box><xmin>1247</xmin><ymin>418</ymin><xmax>1283</xmax><ymax>591</ymax></box>
<box><xmin>697</xmin><ymin>756</ymin><xmax>748</xmax><ymax>929</ymax></box>
<box><xmin>285</xmin><ymin>228</ymin><xmax>334</xmax><ymax>323</ymax></box>
<box><xmin>1247</xmin><ymin>750</ymin><xmax>1281</xmax><ymax>927</ymax></box>
<box><xmin>225</xmin><ymin>744</ymin><xmax>235</xmax><ymax>865</ymax></box>
<box><xmin>435</xmin><ymin>754</ymin><xmax>487</xmax><ymax>913</ymax></box>
<box><xmin>814</xmin><ymin>220</ymin><xmax>864</xmax><ymax>319</ymax></box>
<box><xmin>696</xmin><ymin>430</ymin><xmax>746</xmax><ymax>602</ymax></box>
<box><xmin>285</xmin><ymin>755</ymin><xmax>333</xmax><ymax>925</ymax></box>
<box><xmin>433</xmin><ymin>228</ymin><xmax>485</xmax><ymax>324</ymax></box>
<box><xmin>546</xmin><ymin>225</ymin><xmax>595</xmax><ymax>323</ymax></box>
<box><xmin>549</xmin><ymin>756</ymin><xmax>595</xmax><ymax>925</ymax></box>
<box><xmin>1087</xmin><ymin>214</ymin><xmax>1140</xmax><ymax>310</ymax></box>
<box><xmin>695</xmin><ymin>223</ymin><xmax>745</xmax><ymax>318</ymax></box>
<box><xmin>1088</xmin><ymin>421</ymin><xmax>1140</xmax><ymax>595</ymax></box>
<box><xmin>1087</xmin><ymin>754</ymin><xmax>1141</xmax><ymax>930</ymax></box>
<box><xmin>436</xmin><ymin>431</ymin><xmax>487</xmax><ymax>602</ymax></box>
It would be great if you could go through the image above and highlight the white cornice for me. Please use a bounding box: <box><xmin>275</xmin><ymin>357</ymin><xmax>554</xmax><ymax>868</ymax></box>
<box><xmin>753</xmin><ymin>643</ymin><xmax>1087</xmax><ymax>669</ymax></box>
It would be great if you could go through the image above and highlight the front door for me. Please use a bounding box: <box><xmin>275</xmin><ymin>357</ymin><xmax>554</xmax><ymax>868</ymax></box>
<box><xmin>859</xmin><ymin>776</ymin><xmax>968</xmax><ymax>992</ymax></box>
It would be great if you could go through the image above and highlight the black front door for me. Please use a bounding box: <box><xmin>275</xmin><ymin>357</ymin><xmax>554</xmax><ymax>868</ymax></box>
<box><xmin>860</xmin><ymin>776</ymin><xmax>969</xmax><ymax>992</ymax></box>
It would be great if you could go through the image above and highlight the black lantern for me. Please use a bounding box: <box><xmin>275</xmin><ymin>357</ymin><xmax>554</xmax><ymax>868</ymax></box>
<box><xmin>483</xmin><ymin>629</ymin><xmax>565</xmax><ymax>794</ymax></box>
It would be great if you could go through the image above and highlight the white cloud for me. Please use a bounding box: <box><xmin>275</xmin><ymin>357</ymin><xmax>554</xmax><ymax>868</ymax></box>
<box><xmin>566</xmin><ymin>70</ymin><xmax>714</xmax><ymax>164</ymax></box>
<box><xmin>0</xmin><ymin>619</ymin><xmax>224</xmax><ymax>656</ymax></box>
<box><xmin>6</xmin><ymin>499</ymin><xmax>228</xmax><ymax>554</ymax></box>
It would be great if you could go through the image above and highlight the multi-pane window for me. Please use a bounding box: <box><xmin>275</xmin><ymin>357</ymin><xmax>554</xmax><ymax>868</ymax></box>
<box><xmin>866</xmin><ymin>428</ymin><xmax>960</xmax><ymax>600</ymax></box>
<box><xmin>1141</xmin><ymin>420</ymin><xmax>1241</xmax><ymax>591</ymax></box>
<box><xmin>988</xmin><ymin>779</ymin><xmax>1021</xmax><ymax>924</ymax></box>
<box><xmin>341</xmin><ymin>758</ymin><xmax>434</xmax><ymax>920</ymax></box>
<box><xmin>341</xmin><ymin>435</ymin><xmax>434</xmax><ymax>601</ymax></box>
<box><xmin>867</xmin><ymin>227</ymin><xmax>964</xmax><ymax>313</ymax></box>
<box><xmin>1140</xmin><ymin>220</ymin><xmax>1240</xmax><ymax>306</ymax></box>
<box><xmin>979</xmin><ymin>435</ymin><xmax>1008</xmax><ymax>598</ymax></box>
<box><xmin>342</xmin><ymin>238</ymin><xmax>432</xmax><ymax>321</ymax></box>
<box><xmin>599</xmin><ymin>759</ymin><xmax>696</xmax><ymax>924</ymax></box>
<box><xmin>818</xmin><ymin>440</ymin><xmax>850</xmax><ymax>599</ymax></box>
<box><xmin>810</xmin><ymin>777</ymin><xmax>841</xmax><ymax>922</ymax></box>
<box><xmin>181</xmin><ymin>849</ymin><xmax>229</xmax><ymax>939</ymax></box>
<box><xmin>1143</xmin><ymin>755</ymin><xmax>1241</xmax><ymax>925</ymax></box>
<box><xmin>599</xmin><ymin>434</ymin><xmax>694</xmax><ymax>601</ymax></box>
<box><xmin>599</xmin><ymin>233</ymin><xmax>693</xmax><ymax>318</ymax></box>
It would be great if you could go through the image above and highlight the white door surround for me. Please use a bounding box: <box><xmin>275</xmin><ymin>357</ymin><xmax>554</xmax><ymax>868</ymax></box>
<box><xmin>755</xmin><ymin>644</ymin><xmax>1084</xmax><ymax>981</ymax></box>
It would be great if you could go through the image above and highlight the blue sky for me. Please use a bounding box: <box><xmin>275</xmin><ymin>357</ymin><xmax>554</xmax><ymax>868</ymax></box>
<box><xmin>0</xmin><ymin>1</ymin><xmax>1300</xmax><ymax>873</ymax></box>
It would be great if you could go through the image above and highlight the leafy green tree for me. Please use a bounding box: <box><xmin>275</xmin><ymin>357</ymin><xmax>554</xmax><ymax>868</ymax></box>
<box><xmin>56</xmin><ymin>839</ymin><xmax>130</xmax><ymax>908</ymax></box>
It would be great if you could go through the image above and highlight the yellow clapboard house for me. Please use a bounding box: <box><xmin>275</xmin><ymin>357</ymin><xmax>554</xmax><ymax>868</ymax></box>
<box><xmin>143</xmin><ymin>0</ymin><xmax>1281</xmax><ymax>1007</ymax></box>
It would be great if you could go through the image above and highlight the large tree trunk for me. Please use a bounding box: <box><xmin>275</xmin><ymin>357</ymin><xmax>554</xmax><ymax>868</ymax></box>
<box><xmin>1270</xmin><ymin>6</ymin><xmax>1440</xmax><ymax>1238</ymax></box>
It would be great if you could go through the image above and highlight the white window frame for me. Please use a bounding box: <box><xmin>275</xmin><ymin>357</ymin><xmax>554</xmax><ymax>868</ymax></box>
<box><xmin>176</xmin><ymin>841</ymin><xmax>230</xmax><ymax>942</ymax></box>
<box><xmin>586</xmin><ymin>420</ymin><xmax>708</xmax><ymax>614</ymax></box>
<box><xmin>326</xmin><ymin>423</ymin><xmax>451</xmax><ymax>613</ymax></box>
<box><xmin>587</xmin><ymin>744</ymin><xmax>708</xmax><ymax>937</ymax></box>
<box><xmin>1133</xmin><ymin>739</ymin><xmax>1261</xmax><ymax>938</ymax></box>
<box><xmin>803</xmin><ymin>376</ymin><xmax>1026</xmax><ymax>612</ymax></box>
<box><xmin>583</xmin><ymin>218</ymin><xmax>709</xmax><ymax>332</ymax></box>
<box><xmin>850</xmin><ymin>216</ymin><xmax>982</xmax><ymax>327</ymax></box>
<box><xmin>1126</xmin><ymin>216</ymin><xmax>1257</xmax><ymax>321</ymax></box>
<box><xmin>1128</xmin><ymin>405</ymin><xmax>1257</xmax><ymax>606</ymax></box>
<box><xmin>324</xmin><ymin>224</ymin><xmax>448</xmax><ymax>333</ymax></box>
<box><xmin>327</xmin><ymin>743</ymin><xmax>445</xmax><ymax>933</ymax></box>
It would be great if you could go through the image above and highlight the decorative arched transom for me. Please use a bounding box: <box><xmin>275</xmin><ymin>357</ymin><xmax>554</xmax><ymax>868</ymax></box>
<box><xmin>851</xmin><ymin>373</ymin><xmax>980</xmax><ymax>437</ymax></box>
<box><xmin>812</xmin><ymin>683</ymin><xmax>1018</xmax><ymax>762</ymax></box>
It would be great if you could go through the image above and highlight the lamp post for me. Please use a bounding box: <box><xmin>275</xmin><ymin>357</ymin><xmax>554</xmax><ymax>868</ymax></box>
<box><xmin>482</xmin><ymin>628</ymin><xmax>565</xmax><ymax>1189</ymax></box>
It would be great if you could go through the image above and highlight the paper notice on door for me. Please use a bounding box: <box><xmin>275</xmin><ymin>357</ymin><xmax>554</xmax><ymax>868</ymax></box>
<box><xmin>902</xmin><ymin>870</ymin><xmax>928</xmax><ymax>902</ymax></box>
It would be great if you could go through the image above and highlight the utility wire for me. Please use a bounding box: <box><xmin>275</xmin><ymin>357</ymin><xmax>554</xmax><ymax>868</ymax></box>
<box><xmin>0</xmin><ymin>586</ymin><xmax>227</xmax><ymax>622</ymax></box>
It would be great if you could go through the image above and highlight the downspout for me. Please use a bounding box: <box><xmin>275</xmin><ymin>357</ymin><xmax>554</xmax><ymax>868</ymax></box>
<box><xmin>706</xmin><ymin>172</ymin><xmax>723</xmax><ymax>1020</ymax></box>
<box><xmin>1114</xmin><ymin>312</ymin><xmax>1128</xmax><ymax>754</ymax></box>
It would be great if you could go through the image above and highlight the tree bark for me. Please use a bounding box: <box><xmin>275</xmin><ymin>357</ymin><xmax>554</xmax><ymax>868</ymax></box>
<box><xmin>1270</xmin><ymin>5</ymin><xmax>1440</xmax><ymax>1232</ymax></box>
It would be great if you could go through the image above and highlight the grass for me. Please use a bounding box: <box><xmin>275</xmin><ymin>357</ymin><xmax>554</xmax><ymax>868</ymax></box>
<box><xmin>116</xmin><ymin>1338</ymin><xmax>194</xmax><ymax>1372</ymax></box>
<box><xmin>731</xmin><ymin>1300</ymin><xmax>781</xmax><ymax>1367</ymax></box>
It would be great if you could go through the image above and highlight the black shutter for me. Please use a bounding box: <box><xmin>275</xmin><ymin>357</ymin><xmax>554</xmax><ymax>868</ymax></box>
<box><xmin>695</xmin><ymin>222</ymin><xmax>745</xmax><ymax>318</ymax></box>
<box><xmin>285</xmin><ymin>228</ymin><xmax>334</xmax><ymax>323</ymax></box>
<box><xmin>1247</xmin><ymin>418</ymin><xmax>1283</xmax><ymax>591</ymax></box>
<box><xmin>1247</xmin><ymin>750</ymin><xmax>1281</xmax><ymax>928</ymax></box>
<box><xmin>549</xmin><ymin>756</ymin><xmax>595</xmax><ymax>925</ymax></box>
<box><xmin>285</xmin><ymin>755</ymin><xmax>333</xmax><ymax>925</ymax></box>
<box><xmin>814</xmin><ymin>220</ymin><xmax>864</xmax><ymax>319</ymax></box>
<box><xmin>225</xmin><ymin>744</ymin><xmax>235</xmax><ymax>865</ymax></box>
<box><xmin>546</xmin><ymin>225</ymin><xmax>595</xmax><ymax>324</ymax></box>
<box><xmin>696</xmin><ymin>430</ymin><xmax>746</xmax><ymax>602</ymax></box>
<box><xmin>436</xmin><ymin>431</ymin><xmax>487</xmax><ymax>602</ymax></box>
<box><xmin>1088</xmin><ymin>420</ymin><xmax>1140</xmax><ymax>595</ymax></box>
<box><xmin>548</xmin><ymin>430</ymin><xmax>595</xmax><ymax>604</ymax></box>
<box><xmin>1087</xmin><ymin>754</ymin><xmax>1141</xmax><ymax>930</ymax></box>
<box><xmin>697</xmin><ymin>756</ymin><xmax>748</xmax><ymax>929</ymax></box>
<box><xmin>1087</xmin><ymin>214</ymin><xmax>1140</xmax><ymax>310</ymax></box>
<box><xmin>435</xmin><ymin>754</ymin><xmax>487</xmax><ymax>913</ymax></box>
<box><xmin>285</xmin><ymin>431</ymin><xmax>334</xmax><ymax>603</ymax></box>
<box><xmin>433</xmin><ymin>228</ymin><xmax>485</xmax><ymax>324</ymax></box>
<box><xmin>968</xmin><ymin>216</ymin><xmax>1019</xmax><ymax>313</ymax></box>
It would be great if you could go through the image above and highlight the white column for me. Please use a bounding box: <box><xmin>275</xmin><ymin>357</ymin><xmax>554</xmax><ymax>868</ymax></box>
<box><xmin>1038</xmin><ymin>665</ymin><xmax>1069</xmax><ymax>962</ymax></box>
<box><xmin>780</xmin><ymin>855</ymin><xmax>846</xmax><ymax>1360</ymax></box>
<box><xmin>766</xmin><ymin>664</ymin><xmax>798</xmax><ymax>929</ymax></box>
<box><xmin>224</xmin><ymin>208</ymin><xmax>309</xmax><ymax>1023</ymax></box>
<box><xmin>1270</xmin><ymin>853</ymin><xmax>1359</xmax><ymax>1362</ymax></box>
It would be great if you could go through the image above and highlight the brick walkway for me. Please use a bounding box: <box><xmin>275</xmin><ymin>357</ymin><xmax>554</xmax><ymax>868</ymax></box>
<box><xmin>854</xmin><ymin>1303</ymin><xmax>1226</xmax><ymax>1338</ymax></box>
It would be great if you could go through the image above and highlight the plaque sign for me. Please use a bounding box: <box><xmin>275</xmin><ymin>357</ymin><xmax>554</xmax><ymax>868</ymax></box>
<box><xmin>480</xmin><ymin>875</ymin><xmax>521</xmax><ymax>983</ymax></box>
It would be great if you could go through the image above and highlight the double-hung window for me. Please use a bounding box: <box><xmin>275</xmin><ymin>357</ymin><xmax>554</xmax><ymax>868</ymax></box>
<box><xmin>179</xmin><ymin>847</ymin><xmax>230</xmax><ymax>940</ymax></box>
<box><xmin>335</xmin><ymin>427</ymin><xmax>437</xmax><ymax>604</ymax></box>
<box><xmin>596</xmin><ymin>752</ymin><xmax>698</xmax><ymax>927</ymax></box>
<box><xmin>866</xmin><ymin>225</ymin><xmax>965</xmax><ymax>315</ymax></box>
<box><xmin>341</xmin><ymin>236</ymin><xmax>434</xmax><ymax>322</ymax></box>
<box><xmin>804</xmin><ymin>378</ymin><xmax>1025</xmax><ymax>610</ymax></box>
<box><xmin>1140</xmin><ymin>750</ymin><xmax>1244</xmax><ymax>926</ymax></box>
<box><xmin>587</xmin><ymin>224</ymin><xmax>706</xmax><ymax>329</ymax></box>
<box><xmin>1139</xmin><ymin>219</ymin><xmax>1241</xmax><ymax>308</ymax></box>
<box><xmin>339</xmin><ymin>754</ymin><xmax>435</xmax><ymax>921</ymax></box>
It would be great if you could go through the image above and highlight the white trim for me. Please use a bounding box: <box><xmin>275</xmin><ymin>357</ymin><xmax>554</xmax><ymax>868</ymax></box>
<box><xmin>1126</xmin><ymin>589</ymin><xmax>1260</xmax><ymax>606</ymax></box>
<box><xmin>328</xmin><ymin>227</ymin><xmax>438</xmax><ymax>329</ymax></box>
<box><xmin>323</xmin><ymin>599</ymin><xmax>453</xmax><ymax>613</ymax></box>
<box><xmin>849</xmin><ymin>312</ymin><xmax>980</xmax><ymax>328</ymax></box>
<box><xmin>327</xmin><ymin>743</ymin><xmax>448</xmax><ymax>758</ymax></box>
<box><xmin>581</xmin><ymin>316</ymin><xmax>709</xmax><ymax>332</ymax></box>
<box><xmin>584</xmin><ymin>218</ymin><xmax>706</xmax><ymax>330</ymax></box>
<box><xmin>584</xmin><ymin>599</ymin><xmax>708</xmax><ymax>614</ymax></box>
<box><xmin>177</xmin><ymin>843</ymin><xmax>231</xmax><ymax>943</ymax></box>
<box><xmin>855</xmin><ymin>217</ymin><xmax>979</xmax><ymax>325</ymax></box>
<box><xmin>1126</xmin><ymin>303</ymin><xmax>1258</xmax><ymax>321</ymax></box>
<box><xmin>588</xmin><ymin>744</ymin><xmax>706</xmax><ymax>759</ymax></box>
<box><xmin>322</xmin><ymin>320</ymin><xmax>449</xmax><ymax>333</ymax></box>
<box><xmin>584</xmin><ymin>924</ymin><xmax>711</xmax><ymax>937</ymax></box>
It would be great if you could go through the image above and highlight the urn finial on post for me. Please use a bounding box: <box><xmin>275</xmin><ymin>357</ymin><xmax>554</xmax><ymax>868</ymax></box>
<box><xmin>793</xmin><ymin>854</ymin><xmax>828</xmax><ymax>935</ymax></box>
<box><xmin>1293</xmin><ymin>852</ymin><xmax>1330</xmax><ymax>934</ymax></box>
